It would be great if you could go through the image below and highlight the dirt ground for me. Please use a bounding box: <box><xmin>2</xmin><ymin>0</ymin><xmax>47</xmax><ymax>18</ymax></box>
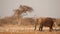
<box><xmin>0</xmin><ymin>25</ymin><xmax>60</xmax><ymax>34</ymax></box>
<box><xmin>0</xmin><ymin>31</ymin><xmax>60</xmax><ymax>34</ymax></box>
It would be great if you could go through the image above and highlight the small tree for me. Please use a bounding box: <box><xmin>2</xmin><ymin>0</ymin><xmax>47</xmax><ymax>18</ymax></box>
<box><xmin>13</xmin><ymin>5</ymin><xmax>33</xmax><ymax>25</ymax></box>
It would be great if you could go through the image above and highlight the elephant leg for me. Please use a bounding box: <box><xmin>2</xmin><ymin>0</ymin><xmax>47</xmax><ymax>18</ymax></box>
<box><xmin>49</xmin><ymin>26</ymin><xmax>53</xmax><ymax>32</ymax></box>
<box><xmin>34</xmin><ymin>24</ymin><xmax>36</xmax><ymax>30</ymax></box>
<box><xmin>34</xmin><ymin>23</ymin><xmax>37</xmax><ymax>30</ymax></box>
<box><xmin>39</xmin><ymin>24</ymin><xmax>43</xmax><ymax>31</ymax></box>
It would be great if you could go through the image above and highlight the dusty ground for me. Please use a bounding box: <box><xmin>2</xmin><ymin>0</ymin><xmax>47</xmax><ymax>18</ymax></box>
<box><xmin>0</xmin><ymin>31</ymin><xmax>60</xmax><ymax>34</ymax></box>
<box><xmin>0</xmin><ymin>25</ymin><xmax>60</xmax><ymax>34</ymax></box>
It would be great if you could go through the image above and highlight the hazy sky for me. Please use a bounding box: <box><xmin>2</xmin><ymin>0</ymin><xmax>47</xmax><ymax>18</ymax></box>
<box><xmin>0</xmin><ymin>0</ymin><xmax>60</xmax><ymax>18</ymax></box>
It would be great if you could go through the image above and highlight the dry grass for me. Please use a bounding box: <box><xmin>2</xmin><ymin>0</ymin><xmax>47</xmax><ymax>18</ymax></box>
<box><xmin>0</xmin><ymin>25</ymin><xmax>60</xmax><ymax>34</ymax></box>
<box><xmin>0</xmin><ymin>31</ymin><xmax>60</xmax><ymax>34</ymax></box>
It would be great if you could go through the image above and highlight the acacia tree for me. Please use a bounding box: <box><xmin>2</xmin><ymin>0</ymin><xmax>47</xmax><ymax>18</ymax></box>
<box><xmin>13</xmin><ymin>5</ymin><xmax>33</xmax><ymax>25</ymax></box>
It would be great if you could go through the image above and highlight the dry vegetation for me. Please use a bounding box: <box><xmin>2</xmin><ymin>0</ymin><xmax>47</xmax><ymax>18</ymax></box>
<box><xmin>0</xmin><ymin>17</ymin><xmax>60</xmax><ymax>34</ymax></box>
<box><xmin>0</xmin><ymin>25</ymin><xmax>60</xmax><ymax>34</ymax></box>
<box><xmin>0</xmin><ymin>31</ymin><xmax>60</xmax><ymax>34</ymax></box>
<box><xmin>0</xmin><ymin>5</ymin><xmax>60</xmax><ymax>34</ymax></box>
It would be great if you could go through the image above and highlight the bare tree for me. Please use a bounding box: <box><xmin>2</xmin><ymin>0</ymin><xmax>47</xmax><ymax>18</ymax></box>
<box><xmin>13</xmin><ymin>5</ymin><xmax>33</xmax><ymax>25</ymax></box>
